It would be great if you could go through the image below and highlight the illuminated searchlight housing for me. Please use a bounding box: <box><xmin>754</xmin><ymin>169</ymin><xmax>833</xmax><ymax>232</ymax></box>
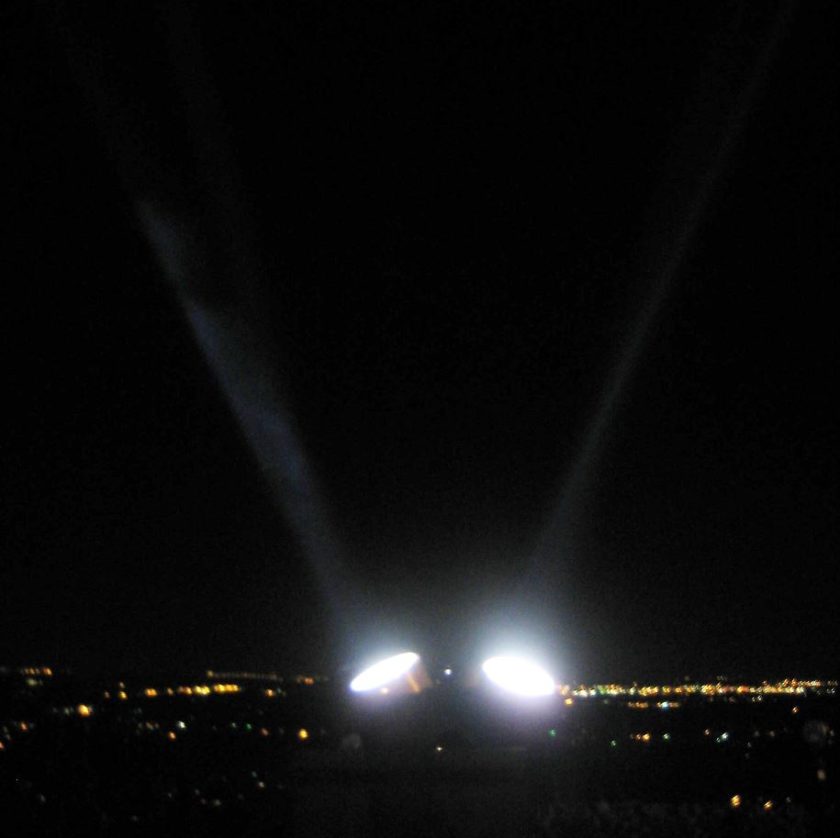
<box><xmin>481</xmin><ymin>655</ymin><xmax>556</xmax><ymax>698</ymax></box>
<box><xmin>349</xmin><ymin>652</ymin><xmax>430</xmax><ymax>696</ymax></box>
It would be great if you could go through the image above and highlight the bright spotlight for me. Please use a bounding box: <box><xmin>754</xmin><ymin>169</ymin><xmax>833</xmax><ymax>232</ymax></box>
<box><xmin>349</xmin><ymin>652</ymin><xmax>424</xmax><ymax>693</ymax></box>
<box><xmin>481</xmin><ymin>655</ymin><xmax>555</xmax><ymax>697</ymax></box>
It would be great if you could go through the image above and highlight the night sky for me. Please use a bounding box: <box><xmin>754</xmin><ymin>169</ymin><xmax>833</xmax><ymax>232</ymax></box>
<box><xmin>4</xmin><ymin>1</ymin><xmax>838</xmax><ymax>682</ymax></box>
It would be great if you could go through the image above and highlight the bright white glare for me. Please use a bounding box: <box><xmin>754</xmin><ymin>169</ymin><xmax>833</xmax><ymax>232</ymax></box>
<box><xmin>481</xmin><ymin>656</ymin><xmax>555</xmax><ymax>697</ymax></box>
<box><xmin>349</xmin><ymin>652</ymin><xmax>420</xmax><ymax>693</ymax></box>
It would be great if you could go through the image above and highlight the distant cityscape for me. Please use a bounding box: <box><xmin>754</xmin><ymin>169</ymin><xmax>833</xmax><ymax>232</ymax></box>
<box><xmin>5</xmin><ymin>664</ymin><xmax>836</xmax><ymax>701</ymax></box>
<box><xmin>2</xmin><ymin>664</ymin><xmax>836</xmax><ymax>835</ymax></box>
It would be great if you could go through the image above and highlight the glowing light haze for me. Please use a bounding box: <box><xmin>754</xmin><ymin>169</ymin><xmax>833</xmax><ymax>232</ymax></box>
<box><xmin>512</xmin><ymin>3</ymin><xmax>797</xmax><ymax>670</ymax></box>
<box><xmin>481</xmin><ymin>656</ymin><xmax>556</xmax><ymax>697</ymax></box>
<box><xmin>349</xmin><ymin>652</ymin><xmax>421</xmax><ymax>693</ymax></box>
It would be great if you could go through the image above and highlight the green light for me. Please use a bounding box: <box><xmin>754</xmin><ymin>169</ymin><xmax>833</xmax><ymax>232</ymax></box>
<box><xmin>245</xmin><ymin>723</ymin><xmax>253</xmax><ymax>732</ymax></box>
<box><xmin>549</xmin><ymin>728</ymin><xmax>557</xmax><ymax>738</ymax></box>
<box><xmin>610</xmin><ymin>739</ymin><xmax>618</xmax><ymax>747</ymax></box>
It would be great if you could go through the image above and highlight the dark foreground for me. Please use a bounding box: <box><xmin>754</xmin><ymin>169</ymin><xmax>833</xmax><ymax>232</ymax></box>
<box><xmin>1</xmin><ymin>670</ymin><xmax>836</xmax><ymax>836</ymax></box>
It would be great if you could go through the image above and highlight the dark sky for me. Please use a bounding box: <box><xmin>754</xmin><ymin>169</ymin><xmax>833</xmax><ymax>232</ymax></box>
<box><xmin>3</xmin><ymin>0</ymin><xmax>838</xmax><ymax>682</ymax></box>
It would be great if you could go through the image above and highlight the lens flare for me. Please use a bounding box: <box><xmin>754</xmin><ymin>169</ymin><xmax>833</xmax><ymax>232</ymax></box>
<box><xmin>481</xmin><ymin>656</ymin><xmax>555</xmax><ymax>697</ymax></box>
<box><xmin>349</xmin><ymin>652</ymin><xmax>421</xmax><ymax>693</ymax></box>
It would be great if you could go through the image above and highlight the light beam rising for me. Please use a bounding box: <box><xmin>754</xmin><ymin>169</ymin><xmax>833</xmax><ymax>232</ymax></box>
<box><xmin>57</xmin><ymin>1</ymin><xmax>369</xmax><ymax>653</ymax></box>
<box><xmin>520</xmin><ymin>1</ymin><xmax>796</xmax><ymax>603</ymax></box>
<box><xmin>138</xmin><ymin>201</ymin><xmax>367</xmax><ymax>650</ymax></box>
<box><xmin>129</xmin><ymin>4</ymin><xmax>375</xmax><ymax>658</ymax></box>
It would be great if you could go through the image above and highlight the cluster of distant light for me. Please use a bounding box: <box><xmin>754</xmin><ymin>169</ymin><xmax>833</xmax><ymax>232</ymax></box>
<box><xmin>626</xmin><ymin>700</ymin><xmax>681</xmax><ymax>710</ymax></box>
<box><xmin>729</xmin><ymin>794</ymin><xmax>780</xmax><ymax>813</ymax></box>
<box><xmin>206</xmin><ymin>670</ymin><xmax>323</xmax><ymax>685</ymax></box>
<box><xmin>6</xmin><ymin>668</ymin><xmax>835</xmax><ymax>699</ymax></box>
<box><xmin>624</xmin><ymin>730</ymin><xmax>729</xmax><ymax>745</ymax></box>
<box><xmin>563</xmin><ymin>679</ymin><xmax>836</xmax><ymax>698</ymax></box>
<box><xmin>612</xmin><ymin>726</ymin><xmax>812</xmax><ymax>747</ymax></box>
<box><xmin>0</xmin><ymin>667</ymin><xmax>54</xmax><ymax>689</ymax></box>
<box><xmin>142</xmin><ymin>684</ymin><xmax>241</xmax><ymax>697</ymax></box>
<box><xmin>0</xmin><ymin>720</ymin><xmax>35</xmax><ymax>752</ymax></box>
<box><xmin>98</xmin><ymin>683</ymin><xmax>242</xmax><ymax>701</ymax></box>
<box><xmin>68</xmin><ymin>710</ymin><xmax>316</xmax><ymax>745</ymax></box>
<box><xmin>68</xmin><ymin>706</ymin><xmax>318</xmax><ymax>744</ymax></box>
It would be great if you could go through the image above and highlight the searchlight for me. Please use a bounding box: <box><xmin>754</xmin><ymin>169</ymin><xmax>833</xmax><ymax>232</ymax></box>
<box><xmin>349</xmin><ymin>652</ymin><xmax>429</xmax><ymax>694</ymax></box>
<box><xmin>481</xmin><ymin>655</ymin><xmax>556</xmax><ymax>697</ymax></box>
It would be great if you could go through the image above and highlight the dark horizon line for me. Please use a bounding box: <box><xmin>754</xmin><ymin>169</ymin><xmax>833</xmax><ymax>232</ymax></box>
<box><xmin>4</xmin><ymin>663</ymin><xmax>837</xmax><ymax>686</ymax></box>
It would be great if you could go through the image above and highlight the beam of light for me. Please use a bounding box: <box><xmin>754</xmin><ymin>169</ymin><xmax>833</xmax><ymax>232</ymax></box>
<box><xmin>138</xmin><ymin>202</ymin><xmax>367</xmax><ymax>648</ymax></box>
<box><xmin>133</xmin><ymin>5</ymin><xmax>374</xmax><ymax>656</ymax></box>
<box><xmin>55</xmin><ymin>5</ymin><xmax>370</xmax><ymax>657</ymax></box>
<box><xmin>481</xmin><ymin>655</ymin><xmax>555</xmax><ymax>698</ymax></box>
<box><xmin>349</xmin><ymin>652</ymin><xmax>421</xmax><ymax>693</ymax></box>
<box><xmin>517</xmin><ymin>1</ymin><xmax>796</xmax><ymax>604</ymax></box>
